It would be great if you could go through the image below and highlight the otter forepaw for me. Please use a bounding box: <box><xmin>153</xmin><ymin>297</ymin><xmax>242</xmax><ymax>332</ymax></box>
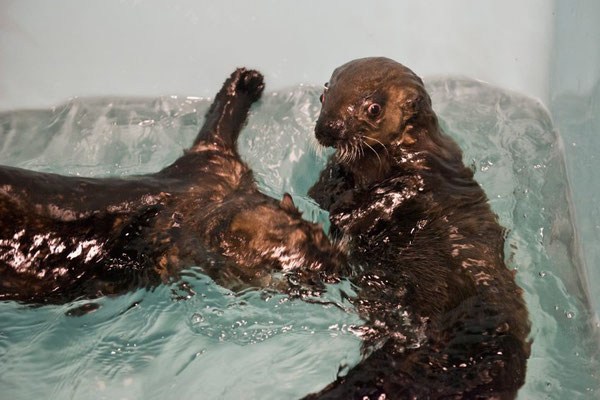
<box><xmin>225</xmin><ymin>68</ymin><xmax>265</xmax><ymax>102</ymax></box>
<box><xmin>238</xmin><ymin>68</ymin><xmax>265</xmax><ymax>101</ymax></box>
<box><xmin>189</xmin><ymin>68</ymin><xmax>265</xmax><ymax>151</ymax></box>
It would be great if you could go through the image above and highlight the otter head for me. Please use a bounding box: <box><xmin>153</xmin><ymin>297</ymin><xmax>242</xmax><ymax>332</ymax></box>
<box><xmin>316</xmin><ymin>57</ymin><xmax>457</xmax><ymax>166</ymax></box>
<box><xmin>229</xmin><ymin>193</ymin><xmax>348</xmax><ymax>287</ymax></box>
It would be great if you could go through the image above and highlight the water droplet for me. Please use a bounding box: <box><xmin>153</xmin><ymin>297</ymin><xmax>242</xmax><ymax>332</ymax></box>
<box><xmin>192</xmin><ymin>313</ymin><xmax>204</xmax><ymax>324</ymax></box>
<box><xmin>565</xmin><ymin>311</ymin><xmax>574</xmax><ymax>319</ymax></box>
<box><xmin>212</xmin><ymin>308</ymin><xmax>224</xmax><ymax>316</ymax></box>
<box><xmin>138</xmin><ymin>119</ymin><xmax>155</xmax><ymax>127</ymax></box>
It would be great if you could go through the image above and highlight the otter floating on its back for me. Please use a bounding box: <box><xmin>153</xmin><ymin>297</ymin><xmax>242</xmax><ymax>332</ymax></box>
<box><xmin>0</xmin><ymin>69</ymin><xmax>347</xmax><ymax>304</ymax></box>
<box><xmin>306</xmin><ymin>57</ymin><xmax>530</xmax><ymax>399</ymax></box>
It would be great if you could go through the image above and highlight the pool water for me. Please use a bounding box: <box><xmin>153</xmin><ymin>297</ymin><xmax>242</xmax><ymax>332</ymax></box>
<box><xmin>0</xmin><ymin>78</ymin><xmax>598</xmax><ymax>399</ymax></box>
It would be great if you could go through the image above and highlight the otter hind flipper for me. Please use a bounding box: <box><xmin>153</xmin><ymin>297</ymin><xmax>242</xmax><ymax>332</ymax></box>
<box><xmin>190</xmin><ymin>68</ymin><xmax>264</xmax><ymax>152</ymax></box>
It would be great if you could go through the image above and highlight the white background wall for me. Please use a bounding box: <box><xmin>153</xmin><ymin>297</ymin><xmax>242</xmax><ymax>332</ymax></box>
<box><xmin>1</xmin><ymin>0</ymin><xmax>554</xmax><ymax>109</ymax></box>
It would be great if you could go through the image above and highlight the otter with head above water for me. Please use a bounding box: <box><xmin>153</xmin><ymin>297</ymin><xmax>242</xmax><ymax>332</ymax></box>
<box><xmin>306</xmin><ymin>58</ymin><xmax>530</xmax><ymax>399</ymax></box>
<box><xmin>0</xmin><ymin>68</ymin><xmax>346</xmax><ymax>304</ymax></box>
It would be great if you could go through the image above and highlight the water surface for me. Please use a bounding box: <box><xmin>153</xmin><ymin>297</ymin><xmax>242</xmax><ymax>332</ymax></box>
<box><xmin>0</xmin><ymin>78</ymin><xmax>598</xmax><ymax>399</ymax></box>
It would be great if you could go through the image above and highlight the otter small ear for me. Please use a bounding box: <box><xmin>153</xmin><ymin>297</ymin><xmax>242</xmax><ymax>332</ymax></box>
<box><xmin>280</xmin><ymin>193</ymin><xmax>299</xmax><ymax>214</ymax></box>
<box><xmin>402</xmin><ymin>93</ymin><xmax>427</xmax><ymax>123</ymax></box>
<box><xmin>398</xmin><ymin>91</ymin><xmax>429</xmax><ymax>146</ymax></box>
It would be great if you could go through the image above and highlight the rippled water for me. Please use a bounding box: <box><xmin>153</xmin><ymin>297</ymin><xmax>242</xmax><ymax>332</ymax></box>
<box><xmin>0</xmin><ymin>78</ymin><xmax>598</xmax><ymax>399</ymax></box>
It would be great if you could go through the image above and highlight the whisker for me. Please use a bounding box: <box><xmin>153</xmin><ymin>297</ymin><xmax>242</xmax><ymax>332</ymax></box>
<box><xmin>351</xmin><ymin>140</ymin><xmax>359</xmax><ymax>163</ymax></box>
<box><xmin>337</xmin><ymin>144</ymin><xmax>347</xmax><ymax>163</ymax></box>
<box><xmin>315</xmin><ymin>141</ymin><xmax>324</xmax><ymax>158</ymax></box>
<box><xmin>363</xmin><ymin>135</ymin><xmax>390</xmax><ymax>156</ymax></box>
<box><xmin>306</xmin><ymin>135</ymin><xmax>327</xmax><ymax>159</ymax></box>
<box><xmin>347</xmin><ymin>143</ymin><xmax>353</xmax><ymax>163</ymax></box>
<box><xmin>362</xmin><ymin>139</ymin><xmax>382</xmax><ymax>168</ymax></box>
<box><xmin>308</xmin><ymin>137</ymin><xmax>317</xmax><ymax>155</ymax></box>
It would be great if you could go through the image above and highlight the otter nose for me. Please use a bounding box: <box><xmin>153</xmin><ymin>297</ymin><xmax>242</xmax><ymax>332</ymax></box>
<box><xmin>315</xmin><ymin>118</ymin><xmax>347</xmax><ymax>146</ymax></box>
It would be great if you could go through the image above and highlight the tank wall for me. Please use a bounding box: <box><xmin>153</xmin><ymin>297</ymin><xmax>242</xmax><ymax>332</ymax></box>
<box><xmin>550</xmin><ymin>0</ymin><xmax>600</xmax><ymax>315</ymax></box>
<box><xmin>1</xmin><ymin>0</ymin><xmax>553</xmax><ymax>109</ymax></box>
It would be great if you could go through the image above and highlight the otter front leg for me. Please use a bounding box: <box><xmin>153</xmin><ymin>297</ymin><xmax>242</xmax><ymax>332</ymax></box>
<box><xmin>308</xmin><ymin>153</ymin><xmax>353</xmax><ymax>211</ymax></box>
<box><xmin>190</xmin><ymin>68</ymin><xmax>265</xmax><ymax>153</ymax></box>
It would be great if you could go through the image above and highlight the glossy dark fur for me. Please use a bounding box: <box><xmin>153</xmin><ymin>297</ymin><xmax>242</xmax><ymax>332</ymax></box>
<box><xmin>0</xmin><ymin>69</ymin><xmax>346</xmax><ymax>304</ymax></box>
<box><xmin>306</xmin><ymin>58</ymin><xmax>530</xmax><ymax>399</ymax></box>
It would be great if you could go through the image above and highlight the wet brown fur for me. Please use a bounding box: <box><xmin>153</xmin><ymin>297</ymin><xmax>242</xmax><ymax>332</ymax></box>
<box><xmin>0</xmin><ymin>69</ymin><xmax>347</xmax><ymax>304</ymax></box>
<box><xmin>306</xmin><ymin>58</ymin><xmax>530</xmax><ymax>399</ymax></box>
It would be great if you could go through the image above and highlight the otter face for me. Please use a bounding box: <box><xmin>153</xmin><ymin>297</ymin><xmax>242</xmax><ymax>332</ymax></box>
<box><xmin>315</xmin><ymin>57</ymin><xmax>432</xmax><ymax>161</ymax></box>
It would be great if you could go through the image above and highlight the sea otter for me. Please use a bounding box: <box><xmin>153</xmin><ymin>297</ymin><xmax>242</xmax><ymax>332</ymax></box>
<box><xmin>306</xmin><ymin>58</ymin><xmax>531</xmax><ymax>399</ymax></box>
<box><xmin>0</xmin><ymin>68</ymin><xmax>347</xmax><ymax>304</ymax></box>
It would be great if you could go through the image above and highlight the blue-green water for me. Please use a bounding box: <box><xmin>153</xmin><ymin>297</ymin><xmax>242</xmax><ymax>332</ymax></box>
<box><xmin>0</xmin><ymin>78</ymin><xmax>598</xmax><ymax>399</ymax></box>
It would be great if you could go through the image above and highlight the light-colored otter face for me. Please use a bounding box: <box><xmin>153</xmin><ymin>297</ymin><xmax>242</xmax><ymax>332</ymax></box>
<box><xmin>315</xmin><ymin>57</ymin><xmax>434</xmax><ymax>162</ymax></box>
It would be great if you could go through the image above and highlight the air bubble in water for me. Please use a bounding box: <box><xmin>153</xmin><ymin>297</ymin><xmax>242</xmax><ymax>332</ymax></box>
<box><xmin>566</xmin><ymin>311</ymin><xmax>574</xmax><ymax>319</ymax></box>
<box><xmin>192</xmin><ymin>313</ymin><xmax>204</xmax><ymax>324</ymax></box>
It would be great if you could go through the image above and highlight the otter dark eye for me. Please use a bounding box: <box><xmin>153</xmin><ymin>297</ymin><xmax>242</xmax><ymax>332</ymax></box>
<box><xmin>320</xmin><ymin>93</ymin><xmax>325</xmax><ymax>103</ymax></box>
<box><xmin>367</xmin><ymin>103</ymin><xmax>382</xmax><ymax>117</ymax></box>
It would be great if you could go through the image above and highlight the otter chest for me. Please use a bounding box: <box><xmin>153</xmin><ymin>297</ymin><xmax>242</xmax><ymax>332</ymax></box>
<box><xmin>330</xmin><ymin>179</ymin><xmax>429</xmax><ymax>252</ymax></box>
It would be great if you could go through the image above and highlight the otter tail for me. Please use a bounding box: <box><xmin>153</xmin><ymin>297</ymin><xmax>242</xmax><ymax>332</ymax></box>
<box><xmin>190</xmin><ymin>68</ymin><xmax>264</xmax><ymax>153</ymax></box>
